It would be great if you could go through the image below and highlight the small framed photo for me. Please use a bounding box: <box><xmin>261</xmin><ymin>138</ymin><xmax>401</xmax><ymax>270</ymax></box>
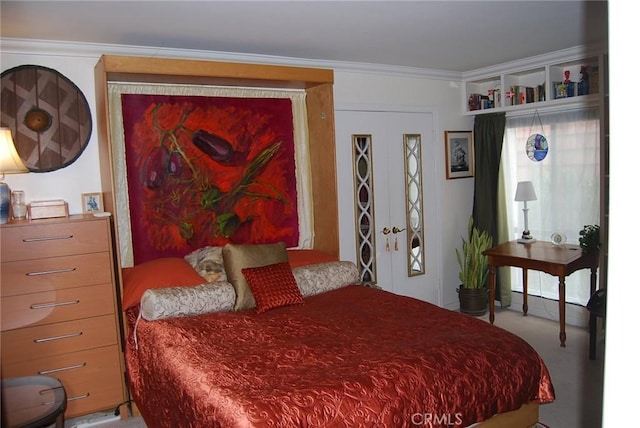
<box><xmin>444</xmin><ymin>131</ymin><xmax>475</xmax><ymax>179</ymax></box>
<box><xmin>81</xmin><ymin>192</ymin><xmax>104</xmax><ymax>214</ymax></box>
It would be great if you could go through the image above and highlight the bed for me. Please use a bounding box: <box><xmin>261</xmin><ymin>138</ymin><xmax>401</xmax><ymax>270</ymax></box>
<box><xmin>121</xmin><ymin>246</ymin><xmax>554</xmax><ymax>428</ymax></box>
<box><xmin>95</xmin><ymin>56</ymin><xmax>554</xmax><ymax>427</ymax></box>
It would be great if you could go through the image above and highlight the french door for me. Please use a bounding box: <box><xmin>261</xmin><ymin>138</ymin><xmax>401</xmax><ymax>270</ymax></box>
<box><xmin>335</xmin><ymin>109</ymin><xmax>441</xmax><ymax>304</ymax></box>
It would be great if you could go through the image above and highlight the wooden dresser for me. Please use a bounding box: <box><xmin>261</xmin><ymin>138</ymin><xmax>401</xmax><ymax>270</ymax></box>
<box><xmin>1</xmin><ymin>214</ymin><xmax>126</xmax><ymax>418</ymax></box>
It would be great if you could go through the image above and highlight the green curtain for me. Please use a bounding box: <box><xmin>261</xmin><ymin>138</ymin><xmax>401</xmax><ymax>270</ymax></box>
<box><xmin>471</xmin><ymin>112</ymin><xmax>510</xmax><ymax>307</ymax></box>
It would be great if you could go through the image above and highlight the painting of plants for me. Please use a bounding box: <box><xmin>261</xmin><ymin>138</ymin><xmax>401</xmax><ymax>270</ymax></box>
<box><xmin>121</xmin><ymin>94</ymin><xmax>299</xmax><ymax>263</ymax></box>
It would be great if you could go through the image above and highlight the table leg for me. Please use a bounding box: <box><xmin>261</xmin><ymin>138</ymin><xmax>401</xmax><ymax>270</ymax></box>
<box><xmin>55</xmin><ymin>411</ymin><xmax>65</xmax><ymax>428</ymax></box>
<box><xmin>590</xmin><ymin>266</ymin><xmax>598</xmax><ymax>296</ymax></box>
<box><xmin>559</xmin><ymin>276</ymin><xmax>566</xmax><ymax>347</ymax></box>
<box><xmin>489</xmin><ymin>265</ymin><xmax>496</xmax><ymax>324</ymax></box>
<box><xmin>522</xmin><ymin>268</ymin><xmax>528</xmax><ymax>316</ymax></box>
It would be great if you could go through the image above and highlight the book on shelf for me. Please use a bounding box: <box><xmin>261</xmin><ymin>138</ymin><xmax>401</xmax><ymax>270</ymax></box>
<box><xmin>553</xmin><ymin>82</ymin><xmax>567</xmax><ymax>99</ymax></box>
<box><xmin>468</xmin><ymin>93</ymin><xmax>495</xmax><ymax>111</ymax></box>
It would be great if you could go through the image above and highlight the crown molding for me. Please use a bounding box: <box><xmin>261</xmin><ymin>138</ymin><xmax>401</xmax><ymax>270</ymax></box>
<box><xmin>0</xmin><ymin>38</ymin><xmax>461</xmax><ymax>81</ymax></box>
<box><xmin>462</xmin><ymin>43</ymin><xmax>608</xmax><ymax>81</ymax></box>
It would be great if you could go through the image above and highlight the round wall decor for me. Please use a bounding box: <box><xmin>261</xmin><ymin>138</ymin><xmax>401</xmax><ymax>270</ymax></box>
<box><xmin>0</xmin><ymin>65</ymin><xmax>92</xmax><ymax>173</ymax></box>
<box><xmin>526</xmin><ymin>133</ymin><xmax>548</xmax><ymax>162</ymax></box>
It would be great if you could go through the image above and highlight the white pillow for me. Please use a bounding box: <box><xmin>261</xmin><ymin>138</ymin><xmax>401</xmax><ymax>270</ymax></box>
<box><xmin>140</xmin><ymin>282</ymin><xmax>235</xmax><ymax>321</ymax></box>
<box><xmin>293</xmin><ymin>261</ymin><xmax>360</xmax><ymax>297</ymax></box>
<box><xmin>184</xmin><ymin>246</ymin><xmax>227</xmax><ymax>283</ymax></box>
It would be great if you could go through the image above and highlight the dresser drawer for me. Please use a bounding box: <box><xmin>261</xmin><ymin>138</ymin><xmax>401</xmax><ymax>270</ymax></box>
<box><xmin>1</xmin><ymin>283</ymin><xmax>115</xmax><ymax>331</ymax></box>
<box><xmin>0</xmin><ymin>219</ymin><xmax>110</xmax><ymax>262</ymax></box>
<box><xmin>1</xmin><ymin>315</ymin><xmax>119</xmax><ymax>364</ymax></box>
<box><xmin>1</xmin><ymin>252</ymin><xmax>113</xmax><ymax>297</ymax></box>
<box><xmin>1</xmin><ymin>345</ymin><xmax>125</xmax><ymax>418</ymax></box>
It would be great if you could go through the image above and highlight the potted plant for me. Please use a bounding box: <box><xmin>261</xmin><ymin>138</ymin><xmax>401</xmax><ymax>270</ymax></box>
<box><xmin>579</xmin><ymin>224</ymin><xmax>600</xmax><ymax>253</ymax></box>
<box><xmin>456</xmin><ymin>217</ymin><xmax>493</xmax><ymax>315</ymax></box>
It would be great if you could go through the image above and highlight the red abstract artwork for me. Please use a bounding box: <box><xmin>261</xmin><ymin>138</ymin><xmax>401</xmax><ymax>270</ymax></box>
<box><xmin>121</xmin><ymin>94</ymin><xmax>299</xmax><ymax>264</ymax></box>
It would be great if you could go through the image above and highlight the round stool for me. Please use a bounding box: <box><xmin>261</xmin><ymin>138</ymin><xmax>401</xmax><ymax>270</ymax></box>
<box><xmin>1</xmin><ymin>376</ymin><xmax>67</xmax><ymax>428</ymax></box>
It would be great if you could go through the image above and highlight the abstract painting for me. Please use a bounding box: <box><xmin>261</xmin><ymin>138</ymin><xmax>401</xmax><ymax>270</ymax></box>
<box><xmin>121</xmin><ymin>94</ymin><xmax>299</xmax><ymax>264</ymax></box>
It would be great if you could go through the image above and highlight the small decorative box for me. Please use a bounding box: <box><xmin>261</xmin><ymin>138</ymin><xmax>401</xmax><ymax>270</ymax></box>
<box><xmin>28</xmin><ymin>199</ymin><xmax>69</xmax><ymax>220</ymax></box>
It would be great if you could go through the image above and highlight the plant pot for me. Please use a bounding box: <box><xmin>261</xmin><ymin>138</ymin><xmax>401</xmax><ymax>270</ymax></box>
<box><xmin>457</xmin><ymin>286</ymin><xmax>488</xmax><ymax>316</ymax></box>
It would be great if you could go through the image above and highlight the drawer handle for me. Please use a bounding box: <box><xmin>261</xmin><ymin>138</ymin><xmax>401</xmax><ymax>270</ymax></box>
<box><xmin>23</xmin><ymin>234</ymin><xmax>74</xmax><ymax>242</ymax></box>
<box><xmin>39</xmin><ymin>385</ymin><xmax>65</xmax><ymax>398</ymax></box>
<box><xmin>31</xmin><ymin>300</ymin><xmax>80</xmax><ymax>309</ymax></box>
<box><xmin>34</xmin><ymin>331</ymin><xmax>83</xmax><ymax>343</ymax></box>
<box><xmin>67</xmin><ymin>393</ymin><xmax>90</xmax><ymax>402</ymax></box>
<box><xmin>27</xmin><ymin>267</ymin><xmax>77</xmax><ymax>276</ymax></box>
<box><xmin>39</xmin><ymin>385</ymin><xmax>64</xmax><ymax>394</ymax></box>
<box><xmin>44</xmin><ymin>392</ymin><xmax>90</xmax><ymax>406</ymax></box>
<box><xmin>38</xmin><ymin>362</ymin><xmax>86</xmax><ymax>375</ymax></box>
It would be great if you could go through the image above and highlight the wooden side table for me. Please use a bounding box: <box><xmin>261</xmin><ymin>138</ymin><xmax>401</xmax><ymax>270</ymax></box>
<box><xmin>484</xmin><ymin>240</ymin><xmax>598</xmax><ymax>347</ymax></box>
<box><xmin>1</xmin><ymin>376</ymin><xmax>67</xmax><ymax>428</ymax></box>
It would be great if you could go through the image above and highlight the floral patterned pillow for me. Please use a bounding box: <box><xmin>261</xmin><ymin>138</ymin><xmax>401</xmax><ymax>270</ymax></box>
<box><xmin>184</xmin><ymin>246</ymin><xmax>227</xmax><ymax>283</ymax></box>
<box><xmin>140</xmin><ymin>282</ymin><xmax>236</xmax><ymax>321</ymax></box>
<box><xmin>292</xmin><ymin>261</ymin><xmax>360</xmax><ymax>297</ymax></box>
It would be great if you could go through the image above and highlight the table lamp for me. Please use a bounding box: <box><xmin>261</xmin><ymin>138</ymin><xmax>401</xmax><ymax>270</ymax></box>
<box><xmin>515</xmin><ymin>180</ymin><xmax>537</xmax><ymax>243</ymax></box>
<box><xmin>0</xmin><ymin>128</ymin><xmax>29</xmax><ymax>224</ymax></box>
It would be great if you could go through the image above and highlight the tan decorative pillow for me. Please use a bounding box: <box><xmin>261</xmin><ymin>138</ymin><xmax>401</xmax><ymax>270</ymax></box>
<box><xmin>222</xmin><ymin>242</ymin><xmax>289</xmax><ymax>311</ymax></box>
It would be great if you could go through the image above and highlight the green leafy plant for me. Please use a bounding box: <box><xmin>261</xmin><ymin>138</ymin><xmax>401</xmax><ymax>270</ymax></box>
<box><xmin>455</xmin><ymin>217</ymin><xmax>494</xmax><ymax>289</ymax></box>
<box><xmin>579</xmin><ymin>224</ymin><xmax>600</xmax><ymax>253</ymax></box>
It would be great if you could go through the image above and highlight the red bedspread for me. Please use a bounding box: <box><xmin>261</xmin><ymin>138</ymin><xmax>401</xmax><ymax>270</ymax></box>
<box><xmin>126</xmin><ymin>285</ymin><xmax>554</xmax><ymax>427</ymax></box>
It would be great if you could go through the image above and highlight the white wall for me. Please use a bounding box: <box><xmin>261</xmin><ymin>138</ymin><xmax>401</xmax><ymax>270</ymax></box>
<box><xmin>602</xmin><ymin>1</ymin><xmax>637</xmax><ymax>424</ymax></box>
<box><xmin>1</xmin><ymin>39</ymin><xmax>473</xmax><ymax>310</ymax></box>
<box><xmin>1</xmin><ymin>49</ymin><xmax>103</xmax><ymax>214</ymax></box>
<box><xmin>333</xmin><ymin>70</ymin><xmax>473</xmax><ymax>308</ymax></box>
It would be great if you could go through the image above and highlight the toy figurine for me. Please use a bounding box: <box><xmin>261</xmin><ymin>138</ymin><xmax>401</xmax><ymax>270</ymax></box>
<box><xmin>580</xmin><ymin>65</ymin><xmax>589</xmax><ymax>82</ymax></box>
<box><xmin>578</xmin><ymin>65</ymin><xmax>590</xmax><ymax>96</ymax></box>
<box><xmin>563</xmin><ymin>70</ymin><xmax>571</xmax><ymax>83</ymax></box>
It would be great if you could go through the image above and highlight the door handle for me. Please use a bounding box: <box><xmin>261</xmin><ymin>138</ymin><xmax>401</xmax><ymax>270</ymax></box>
<box><xmin>392</xmin><ymin>227</ymin><xmax>406</xmax><ymax>234</ymax></box>
<box><xmin>382</xmin><ymin>227</ymin><xmax>391</xmax><ymax>235</ymax></box>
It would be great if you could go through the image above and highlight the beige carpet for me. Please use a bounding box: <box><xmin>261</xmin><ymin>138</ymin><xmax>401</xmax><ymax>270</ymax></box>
<box><xmin>484</xmin><ymin>307</ymin><xmax>605</xmax><ymax>428</ymax></box>
<box><xmin>71</xmin><ymin>307</ymin><xmax>604</xmax><ymax>428</ymax></box>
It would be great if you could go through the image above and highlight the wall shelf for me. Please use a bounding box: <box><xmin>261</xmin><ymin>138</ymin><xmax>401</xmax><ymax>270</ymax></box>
<box><xmin>463</xmin><ymin>49</ymin><xmax>604</xmax><ymax>116</ymax></box>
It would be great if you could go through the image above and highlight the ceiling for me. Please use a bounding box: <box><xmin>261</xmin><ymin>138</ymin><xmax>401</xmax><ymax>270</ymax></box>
<box><xmin>0</xmin><ymin>1</ymin><xmax>609</xmax><ymax>72</ymax></box>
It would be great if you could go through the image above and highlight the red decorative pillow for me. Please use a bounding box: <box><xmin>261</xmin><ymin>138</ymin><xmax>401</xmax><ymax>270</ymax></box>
<box><xmin>122</xmin><ymin>258</ymin><xmax>205</xmax><ymax>310</ymax></box>
<box><xmin>241</xmin><ymin>262</ymin><xmax>304</xmax><ymax>313</ymax></box>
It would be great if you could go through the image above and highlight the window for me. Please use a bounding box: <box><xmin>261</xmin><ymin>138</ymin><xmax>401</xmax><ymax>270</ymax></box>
<box><xmin>502</xmin><ymin>108</ymin><xmax>600</xmax><ymax>305</ymax></box>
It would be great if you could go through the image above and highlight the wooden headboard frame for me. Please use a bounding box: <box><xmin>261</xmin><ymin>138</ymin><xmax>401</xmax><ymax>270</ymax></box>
<box><xmin>94</xmin><ymin>55</ymin><xmax>339</xmax><ymax>273</ymax></box>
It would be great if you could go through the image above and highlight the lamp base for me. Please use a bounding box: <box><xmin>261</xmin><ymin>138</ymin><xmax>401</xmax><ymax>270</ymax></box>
<box><xmin>517</xmin><ymin>237</ymin><xmax>536</xmax><ymax>244</ymax></box>
<box><xmin>0</xmin><ymin>182</ymin><xmax>10</xmax><ymax>224</ymax></box>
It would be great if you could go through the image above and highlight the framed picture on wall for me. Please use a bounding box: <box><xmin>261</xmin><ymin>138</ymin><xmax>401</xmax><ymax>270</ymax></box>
<box><xmin>81</xmin><ymin>192</ymin><xmax>104</xmax><ymax>214</ymax></box>
<box><xmin>444</xmin><ymin>131</ymin><xmax>474</xmax><ymax>179</ymax></box>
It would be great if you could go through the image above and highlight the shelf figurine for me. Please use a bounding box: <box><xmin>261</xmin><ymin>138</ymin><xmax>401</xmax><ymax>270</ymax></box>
<box><xmin>578</xmin><ymin>65</ymin><xmax>590</xmax><ymax>96</ymax></box>
<box><xmin>563</xmin><ymin>70</ymin><xmax>576</xmax><ymax>97</ymax></box>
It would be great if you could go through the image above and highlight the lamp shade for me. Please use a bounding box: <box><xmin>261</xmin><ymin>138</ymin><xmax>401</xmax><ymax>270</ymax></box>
<box><xmin>0</xmin><ymin>128</ymin><xmax>28</xmax><ymax>174</ymax></box>
<box><xmin>514</xmin><ymin>181</ymin><xmax>537</xmax><ymax>202</ymax></box>
<box><xmin>0</xmin><ymin>128</ymin><xmax>28</xmax><ymax>224</ymax></box>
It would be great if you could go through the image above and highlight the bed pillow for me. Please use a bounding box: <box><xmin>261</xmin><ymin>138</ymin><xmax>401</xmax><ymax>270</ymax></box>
<box><xmin>122</xmin><ymin>257</ymin><xmax>205</xmax><ymax>310</ymax></box>
<box><xmin>140</xmin><ymin>282</ymin><xmax>236</xmax><ymax>320</ymax></box>
<box><xmin>292</xmin><ymin>261</ymin><xmax>360</xmax><ymax>297</ymax></box>
<box><xmin>241</xmin><ymin>262</ymin><xmax>304</xmax><ymax>313</ymax></box>
<box><xmin>222</xmin><ymin>242</ymin><xmax>289</xmax><ymax>311</ymax></box>
<box><xmin>184</xmin><ymin>246</ymin><xmax>227</xmax><ymax>283</ymax></box>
